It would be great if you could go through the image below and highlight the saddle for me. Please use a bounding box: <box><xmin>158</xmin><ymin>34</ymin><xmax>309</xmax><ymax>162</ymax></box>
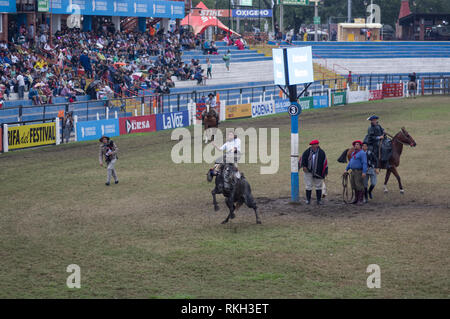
<box><xmin>380</xmin><ymin>138</ymin><xmax>392</xmax><ymax>162</ymax></box>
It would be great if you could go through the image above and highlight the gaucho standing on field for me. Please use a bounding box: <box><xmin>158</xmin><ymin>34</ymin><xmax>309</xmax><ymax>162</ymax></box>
<box><xmin>99</xmin><ymin>136</ymin><xmax>119</xmax><ymax>186</ymax></box>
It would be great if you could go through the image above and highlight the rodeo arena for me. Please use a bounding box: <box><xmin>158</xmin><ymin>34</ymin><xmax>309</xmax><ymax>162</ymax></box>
<box><xmin>0</xmin><ymin>0</ymin><xmax>449</xmax><ymax>305</ymax></box>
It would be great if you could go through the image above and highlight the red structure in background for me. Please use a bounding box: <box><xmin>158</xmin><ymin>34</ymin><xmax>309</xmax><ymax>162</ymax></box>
<box><xmin>382</xmin><ymin>83</ymin><xmax>403</xmax><ymax>98</ymax></box>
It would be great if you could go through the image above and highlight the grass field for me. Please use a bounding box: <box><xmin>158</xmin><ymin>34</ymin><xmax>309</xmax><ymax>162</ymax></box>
<box><xmin>0</xmin><ymin>96</ymin><xmax>449</xmax><ymax>298</ymax></box>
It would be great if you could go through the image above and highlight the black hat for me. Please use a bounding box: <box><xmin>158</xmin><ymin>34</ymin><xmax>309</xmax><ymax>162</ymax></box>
<box><xmin>99</xmin><ymin>136</ymin><xmax>110</xmax><ymax>143</ymax></box>
<box><xmin>367</xmin><ymin>115</ymin><xmax>379</xmax><ymax>121</ymax></box>
<box><xmin>208</xmin><ymin>93</ymin><xmax>214</xmax><ymax>98</ymax></box>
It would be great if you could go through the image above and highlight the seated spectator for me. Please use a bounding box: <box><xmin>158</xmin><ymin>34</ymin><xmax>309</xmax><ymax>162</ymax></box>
<box><xmin>28</xmin><ymin>85</ymin><xmax>42</xmax><ymax>105</ymax></box>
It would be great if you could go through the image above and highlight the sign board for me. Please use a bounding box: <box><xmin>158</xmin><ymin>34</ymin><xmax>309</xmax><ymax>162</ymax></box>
<box><xmin>0</xmin><ymin>0</ymin><xmax>15</xmax><ymax>12</ymax></box>
<box><xmin>7</xmin><ymin>122</ymin><xmax>56</xmax><ymax>150</ymax></box>
<box><xmin>332</xmin><ymin>91</ymin><xmax>347</xmax><ymax>106</ymax></box>
<box><xmin>277</xmin><ymin>0</ymin><xmax>309</xmax><ymax>5</ymax></box>
<box><xmin>273</xmin><ymin>47</ymin><xmax>314</xmax><ymax>86</ymax></box>
<box><xmin>38</xmin><ymin>0</ymin><xmax>49</xmax><ymax>12</ymax></box>
<box><xmin>233</xmin><ymin>9</ymin><xmax>272</xmax><ymax>18</ymax></box>
<box><xmin>251</xmin><ymin>101</ymin><xmax>275</xmax><ymax>118</ymax></box>
<box><xmin>226</xmin><ymin>103</ymin><xmax>252</xmax><ymax>119</ymax></box>
<box><xmin>314</xmin><ymin>16</ymin><xmax>321</xmax><ymax>25</ymax></box>
<box><xmin>119</xmin><ymin>115</ymin><xmax>156</xmax><ymax>135</ymax></box>
<box><xmin>156</xmin><ymin>111</ymin><xmax>190</xmax><ymax>131</ymax></box>
<box><xmin>49</xmin><ymin>0</ymin><xmax>185</xmax><ymax>19</ymax></box>
<box><xmin>298</xmin><ymin>96</ymin><xmax>313</xmax><ymax>110</ymax></box>
<box><xmin>76</xmin><ymin>119</ymin><xmax>120</xmax><ymax>142</ymax></box>
<box><xmin>239</xmin><ymin>0</ymin><xmax>253</xmax><ymax>6</ymax></box>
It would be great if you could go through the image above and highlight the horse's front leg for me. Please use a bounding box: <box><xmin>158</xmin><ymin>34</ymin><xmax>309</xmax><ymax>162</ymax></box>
<box><xmin>384</xmin><ymin>168</ymin><xmax>392</xmax><ymax>193</ymax></box>
<box><xmin>212</xmin><ymin>188</ymin><xmax>220</xmax><ymax>211</ymax></box>
<box><xmin>390</xmin><ymin>166</ymin><xmax>404</xmax><ymax>193</ymax></box>
<box><xmin>222</xmin><ymin>196</ymin><xmax>235</xmax><ymax>224</ymax></box>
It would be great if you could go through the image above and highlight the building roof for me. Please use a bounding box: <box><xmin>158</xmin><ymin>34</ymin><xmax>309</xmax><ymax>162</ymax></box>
<box><xmin>399</xmin><ymin>13</ymin><xmax>450</xmax><ymax>24</ymax></box>
<box><xmin>398</xmin><ymin>0</ymin><xmax>411</xmax><ymax>20</ymax></box>
<box><xmin>338</xmin><ymin>23</ymin><xmax>383</xmax><ymax>29</ymax></box>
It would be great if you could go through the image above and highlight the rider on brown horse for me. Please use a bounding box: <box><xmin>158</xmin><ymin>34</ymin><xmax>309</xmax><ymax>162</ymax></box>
<box><xmin>364</xmin><ymin>115</ymin><xmax>386</xmax><ymax>168</ymax></box>
<box><xmin>202</xmin><ymin>93</ymin><xmax>219</xmax><ymax>125</ymax></box>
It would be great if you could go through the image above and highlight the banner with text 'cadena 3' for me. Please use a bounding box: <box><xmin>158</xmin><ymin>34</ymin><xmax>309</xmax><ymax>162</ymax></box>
<box><xmin>251</xmin><ymin>100</ymin><xmax>275</xmax><ymax>118</ymax></box>
<box><xmin>7</xmin><ymin>122</ymin><xmax>56</xmax><ymax>150</ymax></box>
<box><xmin>331</xmin><ymin>91</ymin><xmax>347</xmax><ymax>106</ymax></box>
<box><xmin>226</xmin><ymin>103</ymin><xmax>252</xmax><ymax>120</ymax></box>
<box><xmin>76</xmin><ymin>119</ymin><xmax>120</xmax><ymax>142</ymax></box>
<box><xmin>119</xmin><ymin>115</ymin><xmax>156</xmax><ymax>135</ymax></box>
<box><xmin>156</xmin><ymin>110</ymin><xmax>190</xmax><ymax>131</ymax></box>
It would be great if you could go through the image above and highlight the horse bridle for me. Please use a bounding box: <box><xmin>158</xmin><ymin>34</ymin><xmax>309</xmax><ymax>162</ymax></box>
<box><xmin>387</xmin><ymin>131</ymin><xmax>414</xmax><ymax>147</ymax></box>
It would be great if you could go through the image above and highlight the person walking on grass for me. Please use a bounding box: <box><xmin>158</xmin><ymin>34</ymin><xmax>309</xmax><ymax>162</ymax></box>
<box><xmin>299</xmin><ymin>139</ymin><xmax>328</xmax><ymax>205</ymax></box>
<box><xmin>345</xmin><ymin>140</ymin><xmax>367</xmax><ymax>205</ymax></box>
<box><xmin>99</xmin><ymin>136</ymin><xmax>119</xmax><ymax>186</ymax></box>
<box><xmin>223</xmin><ymin>50</ymin><xmax>231</xmax><ymax>72</ymax></box>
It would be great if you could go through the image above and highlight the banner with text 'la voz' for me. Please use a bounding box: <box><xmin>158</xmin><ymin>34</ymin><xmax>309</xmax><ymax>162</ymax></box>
<box><xmin>76</xmin><ymin>119</ymin><xmax>120</xmax><ymax>142</ymax></box>
<box><xmin>156</xmin><ymin>110</ymin><xmax>190</xmax><ymax>131</ymax></box>
<box><xmin>8</xmin><ymin>122</ymin><xmax>56</xmax><ymax>150</ymax></box>
<box><xmin>313</xmin><ymin>95</ymin><xmax>329</xmax><ymax>109</ymax></box>
<box><xmin>119</xmin><ymin>115</ymin><xmax>156</xmax><ymax>135</ymax></box>
<box><xmin>251</xmin><ymin>100</ymin><xmax>275</xmax><ymax>118</ymax></box>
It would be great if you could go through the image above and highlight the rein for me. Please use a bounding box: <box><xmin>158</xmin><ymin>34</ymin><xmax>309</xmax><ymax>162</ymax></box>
<box><xmin>342</xmin><ymin>172</ymin><xmax>354</xmax><ymax>204</ymax></box>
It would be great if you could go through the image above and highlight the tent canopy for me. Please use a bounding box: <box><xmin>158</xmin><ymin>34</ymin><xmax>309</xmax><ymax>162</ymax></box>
<box><xmin>180</xmin><ymin>2</ymin><xmax>240</xmax><ymax>36</ymax></box>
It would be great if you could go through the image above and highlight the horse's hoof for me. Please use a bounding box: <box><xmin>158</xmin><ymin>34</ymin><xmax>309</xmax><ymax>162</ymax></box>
<box><xmin>221</xmin><ymin>220</ymin><xmax>228</xmax><ymax>224</ymax></box>
<box><xmin>230</xmin><ymin>213</ymin><xmax>236</xmax><ymax>219</ymax></box>
<box><xmin>400</xmin><ymin>189</ymin><xmax>405</xmax><ymax>194</ymax></box>
<box><xmin>256</xmin><ymin>220</ymin><xmax>262</xmax><ymax>224</ymax></box>
<box><xmin>214</xmin><ymin>205</ymin><xmax>219</xmax><ymax>211</ymax></box>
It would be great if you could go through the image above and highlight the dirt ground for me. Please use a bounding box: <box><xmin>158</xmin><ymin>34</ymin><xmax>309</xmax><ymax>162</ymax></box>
<box><xmin>0</xmin><ymin>96</ymin><xmax>449</xmax><ymax>298</ymax></box>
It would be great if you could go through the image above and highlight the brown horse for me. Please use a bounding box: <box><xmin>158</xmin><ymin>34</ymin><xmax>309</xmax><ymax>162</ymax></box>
<box><xmin>203</xmin><ymin>105</ymin><xmax>218</xmax><ymax>143</ymax></box>
<box><xmin>338</xmin><ymin>127</ymin><xmax>417</xmax><ymax>194</ymax></box>
<box><xmin>408</xmin><ymin>81</ymin><xmax>417</xmax><ymax>98</ymax></box>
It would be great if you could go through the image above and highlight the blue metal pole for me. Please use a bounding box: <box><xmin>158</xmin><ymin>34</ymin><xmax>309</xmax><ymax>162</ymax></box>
<box><xmin>290</xmin><ymin>102</ymin><xmax>299</xmax><ymax>202</ymax></box>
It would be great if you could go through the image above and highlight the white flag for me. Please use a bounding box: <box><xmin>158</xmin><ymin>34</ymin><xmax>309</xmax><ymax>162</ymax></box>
<box><xmin>272</xmin><ymin>0</ymin><xmax>275</xmax><ymax>8</ymax></box>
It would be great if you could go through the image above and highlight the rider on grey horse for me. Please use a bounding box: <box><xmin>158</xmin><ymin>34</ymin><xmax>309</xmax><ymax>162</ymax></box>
<box><xmin>364</xmin><ymin>115</ymin><xmax>385</xmax><ymax>168</ymax></box>
<box><xmin>207</xmin><ymin>131</ymin><xmax>241</xmax><ymax>181</ymax></box>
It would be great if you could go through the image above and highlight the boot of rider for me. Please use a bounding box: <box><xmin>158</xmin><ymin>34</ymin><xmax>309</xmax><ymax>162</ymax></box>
<box><xmin>351</xmin><ymin>190</ymin><xmax>359</xmax><ymax>204</ymax></box>
<box><xmin>316</xmin><ymin>189</ymin><xmax>323</xmax><ymax>205</ymax></box>
<box><xmin>368</xmin><ymin>185</ymin><xmax>375</xmax><ymax>199</ymax></box>
<box><xmin>357</xmin><ymin>191</ymin><xmax>365</xmax><ymax>205</ymax></box>
<box><xmin>364</xmin><ymin>187</ymin><xmax>368</xmax><ymax>203</ymax></box>
<box><xmin>305</xmin><ymin>190</ymin><xmax>312</xmax><ymax>204</ymax></box>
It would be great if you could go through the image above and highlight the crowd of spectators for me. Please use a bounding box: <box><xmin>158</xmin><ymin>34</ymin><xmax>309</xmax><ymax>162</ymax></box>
<box><xmin>0</xmin><ymin>23</ymin><xmax>209</xmax><ymax>106</ymax></box>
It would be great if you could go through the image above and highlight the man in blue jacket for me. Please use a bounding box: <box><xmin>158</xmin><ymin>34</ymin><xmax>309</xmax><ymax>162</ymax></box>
<box><xmin>345</xmin><ymin>140</ymin><xmax>367</xmax><ymax>205</ymax></box>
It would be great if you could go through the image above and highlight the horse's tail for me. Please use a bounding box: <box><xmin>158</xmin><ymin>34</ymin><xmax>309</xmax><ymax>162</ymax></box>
<box><xmin>337</xmin><ymin>148</ymin><xmax>349</xmax><ymax>163</ymax></box>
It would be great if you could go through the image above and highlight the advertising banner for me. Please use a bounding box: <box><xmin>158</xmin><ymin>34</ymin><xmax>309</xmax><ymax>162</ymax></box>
<box><xmin>226</xmin><ymin>103</ymin><xmax>252</xmax><ymax>120</ymax></box>
<box><xmin>313</xmin><ymin>95</ymin><xmax>329</xmax><ymax>109</ymax></box>
<box><xmin>119</xmin><ymin>115</ymin><xmax>156</xmax><ymax>135</ymax></box>
<box><xmin>232</xmin><ymin>9</ymin><xmax>272</xmax><ymax>18</ymax></box>
<box><xmin>369</xmin><ymin>90</ymin><xmax>383</xmax><ymax>101</ymax></box>
<box><xmin>298</xmin><ymin>96</ymin><xmax>314</xmax><ymax>110</ymax></box>
<box><xmin>382</xmin><ymin>83</ymin><xmax>403</xmax><ymax>98</ymax></box>
<box><xmin>7</xmin><ymin>122</ymin><xmax>56</xmax><ymax>150</ymax></box>
<box><xmin>332</xmin><ymin>92</ymin><xmax>346</xmax><ymax>106</ymax></box>
<box><xmin>348</xmin><ymin>90</ymin><xmax>370</xmax><ymax>104</ymax></box>
<box><xmin>156</xmin><ymin>110</ymin><xmax>190</xmax><ymax>131</ymax></box>
<box><xmin>49</xmin><ymin>0</ymin><xmax>185</xmax><ymax>18</ymax></box>
<box><xmin>0</xmin><ymin>0</ymin><xmax>16</xmax><ymax>12</ymax></box>
<box><xmin>76</xmin><ymin>119</ymin><xmax>120</xmax><ymax>142</ymax></box>
<box><xmin>274</xmin><ymin>99</ymin><xmax>290</xmax><ymax>114</ymax></box>
<box><xmin>251</xmin><ymin>100</ymin><xmax>275</xmax><ymax>118</ymax></box>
